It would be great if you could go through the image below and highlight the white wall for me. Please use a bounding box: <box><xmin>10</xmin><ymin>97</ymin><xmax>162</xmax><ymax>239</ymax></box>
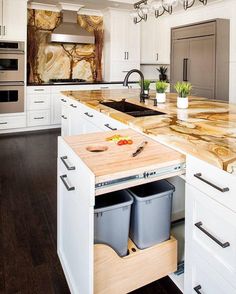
<box><xmin>141</xmin><ymin>0</ymin><xmax>236</xmax><ymax>103</ymax></box>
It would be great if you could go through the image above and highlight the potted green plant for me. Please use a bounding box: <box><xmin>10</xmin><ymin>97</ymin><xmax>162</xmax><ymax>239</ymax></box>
<box><xmin>155</xmin><ymin>80</ymin><xmax>168</xmax><ymax>103</ymax></box>
<box><xmin>174</xmin><ymin>81</ymin><xmax>192</xmax><ymax>109</ymax></box>
<box><xmin>139</xmin><ymin>79</ymin><xmax>151</xmax><ymax>95</ymax></box>
<box><xmin>157</xmin><ymin>66</ymin><xmax>168</xmax><ymax>81</ymax></box>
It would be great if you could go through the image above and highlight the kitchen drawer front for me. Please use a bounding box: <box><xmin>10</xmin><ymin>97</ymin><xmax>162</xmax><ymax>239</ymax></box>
<box><xmin>27</xmin><ymin>110</ymin><xmax>50</xmax><ymax>127</ymax></box>
<box><xmin>27</xmin><ymin>86</ymin><xmax>51</xmax><ymax>95</ymax></box>
<box><xmin>0</xmin><ymin>115</ymin><xmax>26</xmax><ymax>130</ymax></box>
<box><xmin>101</xmin><ymin>115</ymin><xmax>128</xmax><ymax>131</ymax></box>
<box><xmin>186</xmin><ymin>155</ymin><xmax>236</xmax><ymax>212</ymax></box>
<box><xmin>27</xmin><ymin>94</ymin><xmax>50</xmax><ymax>111</ymax></box>
<box><xmin>186</xmin><ymin>183</ymin><xmax>236</xmax><ymax>286</ymax></box>
<box><xmin>185</xmin><ymin>251</ymin><xmax>236</xmax><ymax>294</ymax></box>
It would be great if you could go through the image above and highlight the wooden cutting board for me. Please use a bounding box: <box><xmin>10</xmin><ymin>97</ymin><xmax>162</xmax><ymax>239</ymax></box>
<box><xmin>63</xmin><ymin>129</ymin><xmax>185</xmax><ymax>194</ymax></box>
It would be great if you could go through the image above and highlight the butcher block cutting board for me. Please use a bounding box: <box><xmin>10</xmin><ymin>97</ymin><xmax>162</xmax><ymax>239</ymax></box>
<box><xmin>63</xmin><ymin>129</ymin><xmax>186</xmax><ymax>195</ymax></box>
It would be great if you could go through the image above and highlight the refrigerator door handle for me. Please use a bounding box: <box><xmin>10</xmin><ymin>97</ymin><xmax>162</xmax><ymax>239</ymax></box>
<box><xmin>183</xmin><ymin>58</ymin><xmax>188</xmax><ymax>81</ymax></box>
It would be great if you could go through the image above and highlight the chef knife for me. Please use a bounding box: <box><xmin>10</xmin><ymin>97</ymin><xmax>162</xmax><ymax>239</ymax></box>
<box><xmin>132</xmin><ymin>141</ymin><xmax>148</xmax><ymax>157</ymax></box>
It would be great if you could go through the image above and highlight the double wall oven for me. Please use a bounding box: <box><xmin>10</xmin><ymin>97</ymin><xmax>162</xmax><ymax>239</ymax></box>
<box><xmin>0</xmin><ymin>41</ymin><xmax>25</xmax><ymax>114</ymax></box>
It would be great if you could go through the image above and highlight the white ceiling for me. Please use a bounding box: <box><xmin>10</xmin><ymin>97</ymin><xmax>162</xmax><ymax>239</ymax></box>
<box><xmin>28</xmin><ymin>0</ymin><xmax>220</xmax><ymax>11</ymax></box>
<box><xmin>28</xmin><ymin>0</ymin><xmax>136</xmax><ymax>9</ymax></box>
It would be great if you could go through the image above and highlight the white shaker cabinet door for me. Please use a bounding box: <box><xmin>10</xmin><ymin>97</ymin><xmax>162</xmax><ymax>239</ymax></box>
<box><xmin>58</xmin><ymin>139</ymin><xmax>95</xmax><ymax>293</ymax></box>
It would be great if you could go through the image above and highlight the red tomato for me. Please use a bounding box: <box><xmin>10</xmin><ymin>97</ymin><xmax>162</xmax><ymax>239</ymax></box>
<box><xmin>123</xmin><ymin>140</ymin><xmax>128</xmax><ymax>145</ymax></box>
<box><xmin>117</xmin><ymin>140</ymin><xmax>124</xmax><ymax>146</ymax></box>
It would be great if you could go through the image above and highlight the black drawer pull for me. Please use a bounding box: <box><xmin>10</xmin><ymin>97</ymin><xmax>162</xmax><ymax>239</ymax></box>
<box><xmin>0</xmin><ymin>122</ymin><xmax>7</xmax><ymax>125</ymax></box>
<box><xmin>61</xmin><ymin>115</ymin><xmax>67</xmax><ymax>120</ymax></box>
<box><xmin>104</xmin><ymin>124</ymin><xmax>117</xmax><ymax>131</ymax></box>
<box><xmin>100</xmin><ymin>86</ymin><xmax>109</xmax><ymax>89</ymax></box>
<box><xmin>84</xmin><ymin>112</ymin><xmax>93</xmax><ymax>118</ymax></box>
<box><xmin>61</xmin><ymin>98</ymin><xmax>66</xmax><ymax>102</ymax></box>
<box><xmin>60</xmin><ymin>156</ymin><xmax>75</xmax><ymax>171</ymax></box>
<box><xmin>34</xmin><ymin>101</ymin><xmax>44</xmax><ymax>103</ymax></box>
<box><xmin>195</xmin><ymin>222</ymin><xmax>230</xmax><ymax>248</ymax></box>
<box><xmin>34</xmin><ymin>117</ymin><xmax>44</xmax><ymax>120</ymax></box>
<box><xmin>194</xmin><ymin>173</ymin><xmax>229</xmax><ymax>193</ymax></box>
<box><xmin>194</xmin><ymin>285</ymin><xmax>202</xmax><ymax>294</ymax></box>
<box><xmin>60</xmin><ymin>175</ymin><xmax>75</xmax><ymax>191</ymax></box>
<box><xmin>70</xmin><ymin>104</ymin><xmax>77</xmax><ymax>108</ymax></box>
<box><xmin>34</xmin><ymin>89</ymin><xmax>44</xmax><ymax>92</ymax></box>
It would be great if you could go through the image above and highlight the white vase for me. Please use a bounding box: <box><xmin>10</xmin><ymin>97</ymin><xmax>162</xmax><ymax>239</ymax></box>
<box><xmin>156</xmin><ymin>93</ymin><xmax>166</xmax><ymax>103</ymax></box>
<box><xmin>177</xmin><ymin>97</ymin><xmax>188</xmax><ymax>109</ymax></box>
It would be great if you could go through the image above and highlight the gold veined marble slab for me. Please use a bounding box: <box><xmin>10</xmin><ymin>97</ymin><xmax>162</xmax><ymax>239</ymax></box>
<box><xmin>62</xmin><ymin>89</ymin><xmax>236</xmax><ymax>174</ymax></box>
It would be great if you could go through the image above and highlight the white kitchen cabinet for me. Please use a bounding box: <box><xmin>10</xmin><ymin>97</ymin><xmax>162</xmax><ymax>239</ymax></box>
<box><xmin>61</xmin><ymin>97</ymin><xmax>128</xmax><ymax>136</ymax></box>
<box><xmin>0</xmin><ymin>114</ymin><xmax>26</xmax><ymax>130</ymax></box>
<box><xmin>185</xmin><ymin>155</ymin><xmax>236</xmax><ymax>293</ymax></box>
<box><xmin>0</xmin><ymin>0</ymin><xmax>27</xmax><ymax>41</ymax></box>
<box><xmin>27</xmin><ymin>110</ymin><xmax>50</xmax><ymax>127</ymax></box>
<box><xmin>141</xmin><ymin>16</ymin><xmax>170</xmax><ymax>65</ymax></box>
<box><xmin>103</xmin><ymin>8</ymin><xmax>140</xmax><ymax>81</ymax></box>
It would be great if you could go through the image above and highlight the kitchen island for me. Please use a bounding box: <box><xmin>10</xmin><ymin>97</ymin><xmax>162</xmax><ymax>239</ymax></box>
<box><xmin>59</xmin><ymin>89</ymin><xmax>236</xmax><ymax>294</ymax></box>
<box><xmin>62</xmin><ymin>88</ymin><xmax>236</xmax><ymax>174</ymax></box>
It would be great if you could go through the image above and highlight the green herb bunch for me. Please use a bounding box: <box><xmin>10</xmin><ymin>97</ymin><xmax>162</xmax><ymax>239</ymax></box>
<box><xmin>139</xmin><ymin>80</ymin><xmax>151</xmax><ymax>91</ymax></box>
<box><xmin>174</xmin><ymin>82</ymin><xmax>192</xmax><ymax>98</ymax></box>
<box><xmin>156</xmin><ymin>81</ymin><xmax>168</xmax><ymax>93</ymax></box>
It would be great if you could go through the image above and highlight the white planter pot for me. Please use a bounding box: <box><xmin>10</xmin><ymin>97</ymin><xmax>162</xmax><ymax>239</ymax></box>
<box><xmin>177</xmin><ymin>97</ymin><xmax>188</xmax><ymax>109</ymax></box>
<box><xmin>144</xmin><ymin>89</ymin><xmax>149</xmax><ymax>95</ymax></box>
<box><xmin>156</xmin><ymin>93</ymin><xmax>166</xmax><ymax>103</ymax></box>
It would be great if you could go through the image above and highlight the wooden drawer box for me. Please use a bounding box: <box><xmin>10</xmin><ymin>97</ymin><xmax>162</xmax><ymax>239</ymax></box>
<box><xmin>27</xmin><ymin>110</ymin><xmax>50</xmax><ymax>127</ymax></box>
<box><xmin>186</xmin><ymin>183</ymin><xmax>236</xmax><ymax>288</ymax></box>
<box><xmin>186</xmin><ymin>155</ymin><xmax>236</xmax><ymax>212</ymax></box>
<box><xmin>94</xmin><ymin>237</ymin><xmax>177</xmax><ymax>294</ymax></box>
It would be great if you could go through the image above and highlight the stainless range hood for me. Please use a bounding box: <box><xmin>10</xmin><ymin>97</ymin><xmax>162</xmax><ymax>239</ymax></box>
<box><xmin>50</xmin><ymin>10</ymin><xmax>95</xmax><ymax>44</ymax></box>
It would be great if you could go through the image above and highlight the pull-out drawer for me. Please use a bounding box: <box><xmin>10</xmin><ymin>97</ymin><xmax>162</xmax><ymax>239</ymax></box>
<box><xmin>27</xmin><ymin>94</ymin><xmax>50</xmax><ymax>110</ymax></box>
<box><xmin>185</xmin><ymin>251</ymin><xmax>236</xmax><ymax>294</ymax></box>
<box><xmin>27</xmin><ymin>110</ymin><xmax>50</xmax><ymax>127</ymax></box>
<box><xmin>0</xmin><ymin>115</ymin><xmax>26</xmax><ymax>130</ymax></box>
<box><xmin>27</xmin><ymin>86</ymin><xmax>51</xmax><ymax>95</ymax></box>
<box><xmin>186</xmin><ymin>155</ymin><xmax>236</xmax><ymax>212</ymax></box>
<box><xmin>94</xmin><ymin>237</ymin><xmax>177</xmax><ymax>294</ymax></box>
<box><xmin>186</xmin><ymin>183</ymin><xmax>236</xmax><ymax>288</ymax></box>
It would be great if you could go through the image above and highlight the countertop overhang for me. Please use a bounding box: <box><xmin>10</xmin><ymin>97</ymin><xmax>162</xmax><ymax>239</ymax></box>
<box><xmin>62</xmin><ymin>88</ymin><xmax>236</xmax><ymax>174</ymax></box>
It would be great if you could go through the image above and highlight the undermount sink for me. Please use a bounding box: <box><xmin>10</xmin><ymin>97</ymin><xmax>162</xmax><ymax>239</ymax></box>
<box><xmin>100</xmin><ymin>101</ymin><xmax>165</xmax><ymax>117</ymax></box>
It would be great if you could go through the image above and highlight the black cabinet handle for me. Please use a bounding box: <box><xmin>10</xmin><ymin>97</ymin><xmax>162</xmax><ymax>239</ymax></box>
<box><xmin>61</xmin><ymin>115</ymin><xmax>67</xmax><ymax>120</ymax></box>
<box><xmin>0</xmin><ymin>122</ymin><xmax>7</xmax><ymax>125</ymax></box>
<box><xmin>60</xmin><ymin>156</ymin><xmax>75</xmax><ymax>171</ymax></box>
<box><xmin>104</xmin><ymin>124</ymin><xmax>117</xmax><ymax>131</ymax></box>
<box><xmin>127</xmin><ymin>52</ymin><xmax>129</xmax><ymax>60</ymax></box>
<box><xmin>183</xmin><ymin>58</ymin><xmax>188</xmax><ymax>81</ymax></box>
<box><xmin>194</xmin><ymin>285</ymin><xmax>202</xmax><ymax>294</ymax></box>
<box><xmin>194</xmin><ymin>173</ymin><xmax>229</xmax><ymax>193</ymax></box>
<box><xmin>34</xmin><ymin>89</ymin><xmax>44</xmax><ymax>92</ymax></box>
<box><xmin>195</xmin><ymin>222</ymin><xmax>230</xmax><ymax>248</ymax></box>
<box><xmin>60</xmin><ymin>175</ymin><xmax>75</xmax><ymax>191</ymax></box>
<box><xmin>156</xmin><ymin>53</ymin><xmax>159</xmax><ymax>61</ymax></box>
<box><xmin>34</xmin><ymin>101</ymin><xmax>44</xmax><ymax>103</ymax></box>
<box><xmin>61</xmin><ymin>98</ymin><xmax>66</xmax><ymax>102</ymax></box>
<box><xmin>34</xmin><ymin>117</ymin><xmax>44</xmax><ymax>120</ymax></box>
<box><xmin>84</xmin><ymin>112</ymin><xmax>93</xmax><ymax>118</ymax></box>
<box><xmin>70</xmin><ymin>104</ymin><xmax>77</xmax><ymax>108</ymax></box>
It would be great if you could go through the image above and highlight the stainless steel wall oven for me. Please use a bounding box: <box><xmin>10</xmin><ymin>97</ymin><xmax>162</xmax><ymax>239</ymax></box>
<box><xmin>0</xmin><ymin>41</ymin><xmax>25</xmax><ymax>114</ymax></box>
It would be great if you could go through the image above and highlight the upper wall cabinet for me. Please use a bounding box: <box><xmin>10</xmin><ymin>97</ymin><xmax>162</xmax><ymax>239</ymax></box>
<box><xmin>103</xmin><ymin>9</ymin><xmax>140</xmax><ymax>82</ymax></box>
<box><xmin>141</xmin><ymin>16</ymin><xmax>170</xmax><ymax>65</ymax></box>
<box><xmin>0</xmin><ymin>0</ymin><xmax>27</xmax><ymax>41</ymax></box>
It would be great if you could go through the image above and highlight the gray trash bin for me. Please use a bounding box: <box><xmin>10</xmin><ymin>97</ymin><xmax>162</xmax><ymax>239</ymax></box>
<box><xmin>94</xmin><ymin>190</ymin><xmax>133</xmax><ymax>257</ymax></box>
<box><xmin>128</xmin><ymin>180</ymin><xmax>174</xmax><ymax>249</ymax></box>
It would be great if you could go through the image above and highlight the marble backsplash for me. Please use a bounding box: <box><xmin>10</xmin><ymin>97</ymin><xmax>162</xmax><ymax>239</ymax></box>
<box><xmin>27</xmin><ymin>9</ymin><xmax>103</xmax><ymax>84</ymax></box>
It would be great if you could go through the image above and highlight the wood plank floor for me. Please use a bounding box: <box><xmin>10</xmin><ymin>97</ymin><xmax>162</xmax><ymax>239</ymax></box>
<box><xmin>0</xmin><ymin>129</ymin><xmax>182</xmax><ymax>294</ymax></box>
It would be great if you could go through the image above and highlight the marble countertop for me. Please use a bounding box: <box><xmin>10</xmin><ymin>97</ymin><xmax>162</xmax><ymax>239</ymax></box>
<box><xmin>62</xmin><ymin>89</ymin><xmax>236</xmax><ymax>174</ymax></box>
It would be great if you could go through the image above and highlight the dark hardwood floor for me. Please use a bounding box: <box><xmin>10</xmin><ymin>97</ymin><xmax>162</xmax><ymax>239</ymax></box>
<box><xmin>0</xmin><ymin>130</ymin><xmax>182</xmax><ymax>294</ymax></box>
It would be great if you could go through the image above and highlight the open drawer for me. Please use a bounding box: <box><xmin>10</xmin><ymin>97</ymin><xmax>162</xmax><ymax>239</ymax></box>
<box><xmin>94</xmin><ymin>237</ymin><xmax>177</xmax><ymax>294</ymax></box>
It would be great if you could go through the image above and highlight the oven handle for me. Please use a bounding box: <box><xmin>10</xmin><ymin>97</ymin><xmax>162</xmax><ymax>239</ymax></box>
<box><xmin>0</xmin><ymin>81</ymin><xmax>24</xmax><ymax>86</ymax></box>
